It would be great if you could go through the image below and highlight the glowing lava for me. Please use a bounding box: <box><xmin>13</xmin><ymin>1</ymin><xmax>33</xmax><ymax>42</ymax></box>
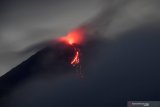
<box><xmin>71</xmin><ymin>51</ymin><xmax>80</xmax><ymax>66</ymax></box>
<box><xmin>58</xmin><ymin>28</ymin><xmax>85</xmax><ymax>45</ymax></box>
<box><xmin>57</xmin><ymin>28</ymin><xmax>84</xmax><ymax>66</ymax></box>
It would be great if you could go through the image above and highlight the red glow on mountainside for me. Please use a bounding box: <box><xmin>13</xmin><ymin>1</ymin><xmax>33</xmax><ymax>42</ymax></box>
<box><xmin>58</xmin><ymin>29</ymin><xmax>85</xmax><ymax>45</ymax></box>
<box><xmin>71</xmin><ymin>51</ymin><xmax>80</xmax><ymax>66</ymax></box>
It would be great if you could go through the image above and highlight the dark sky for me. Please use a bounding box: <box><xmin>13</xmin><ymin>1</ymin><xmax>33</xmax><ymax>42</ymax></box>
<box><xmin>0</xmin><ymin>0</ymin><xmax>101</xmax><ymax>75</ymax></box>
<box><xmin>0</xmin><ymin>0</ymin><xmax>160</xmax><ymax>76</ymax></box>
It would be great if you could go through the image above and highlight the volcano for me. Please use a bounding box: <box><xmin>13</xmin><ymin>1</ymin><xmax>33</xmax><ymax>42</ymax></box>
<box><xmin>1</xmin><ymin>27</ymin><xmax>160</xmax><ymax>107</ymax></box>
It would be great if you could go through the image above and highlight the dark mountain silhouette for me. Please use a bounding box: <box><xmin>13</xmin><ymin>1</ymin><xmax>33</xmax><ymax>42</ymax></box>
<box><xmin>0</xmin><ymin>25</ymin><xmax>160</xmax><ymax>107</ymax></box>
<box><xmin>0</xmin><ymin>42</ymin><xmax>75</xmax><ymax>98</ymax></box>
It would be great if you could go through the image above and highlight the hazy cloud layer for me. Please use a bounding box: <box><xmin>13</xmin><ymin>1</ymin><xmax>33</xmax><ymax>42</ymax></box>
<box><xmin>0</xmin><ymin>0</ymin><xmax>160</xmax><ymax>76</ymax></box>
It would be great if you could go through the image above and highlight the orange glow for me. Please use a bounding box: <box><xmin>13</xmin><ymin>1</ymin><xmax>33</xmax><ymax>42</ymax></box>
<box><xmin>71</xmin><ymin>51</ymin><xmax>80</xmax><ymax>66</ymax></box>
<box><xmin>56</xmin><ymin>28</ymin><xmax>83</xmax><ymax>66</ymax></box>
<box><xmin>58</xmin><ymin>28</ymin><xmax>85</xmax><ymax>45</ymax></box>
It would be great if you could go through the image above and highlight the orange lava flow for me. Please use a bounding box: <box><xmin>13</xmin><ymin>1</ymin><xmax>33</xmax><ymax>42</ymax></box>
<box><xmin>71</xmin><ymin>51</ymin><xmax>80</xmax><ymax>66</ymax></box>
<box><xmin>57</xmin><ymin>28</ymin><xmax>84</xmax><ymax>66</ymax></box>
